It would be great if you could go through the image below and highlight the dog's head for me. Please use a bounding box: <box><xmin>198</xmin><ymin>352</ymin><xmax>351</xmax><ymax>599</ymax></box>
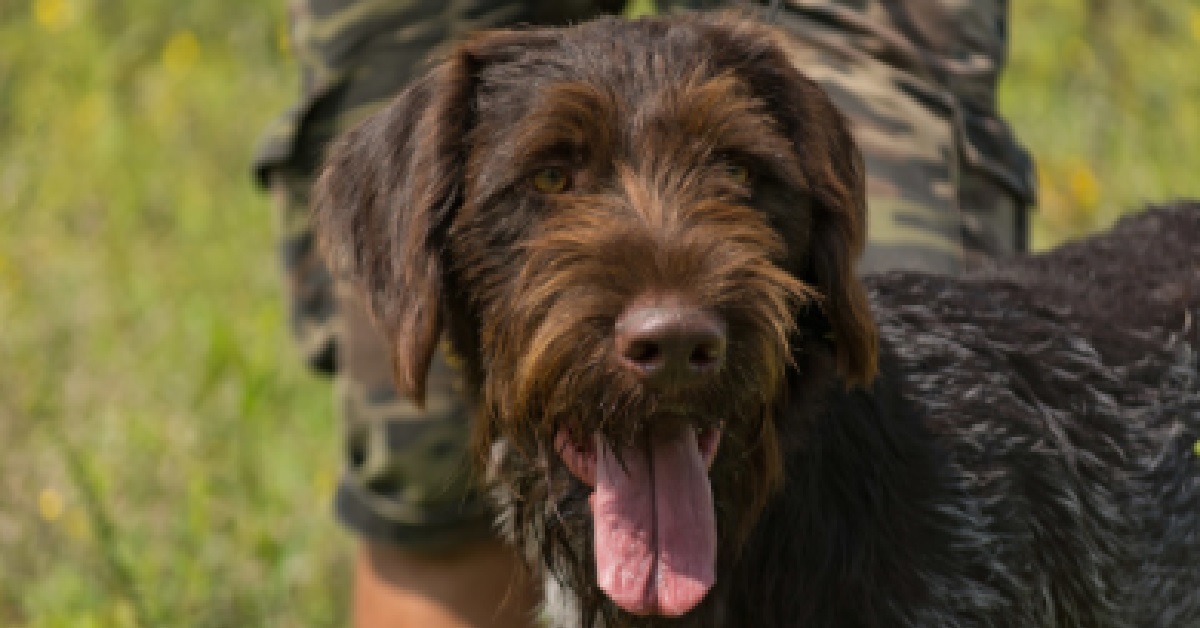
<box><xmin>316</xmin><ymin>12</ymin><xmax>876</xmax><ymax>624</ymax></box>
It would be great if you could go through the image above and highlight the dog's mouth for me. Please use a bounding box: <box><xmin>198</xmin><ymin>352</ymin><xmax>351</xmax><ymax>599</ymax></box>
<box><xmin>554</xmin><ymin>425</ymin><xmax>721</xmax><ymax>487</ymax></box>
<box><xmin>554</xmin><ymin>425</ymin><xmax>722</xmax><ymax>617</ymax></box>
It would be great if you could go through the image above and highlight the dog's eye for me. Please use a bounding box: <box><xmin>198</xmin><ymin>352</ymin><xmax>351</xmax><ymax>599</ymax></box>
<box><xmin>726</xmin><ymin>163</ymin><xmax>751</xmax><ymax>185</ymax></box>
<box><xmin>532</xmin><ymin>167</ymin><xmax>570</xmax><ymax>194</ymax></box>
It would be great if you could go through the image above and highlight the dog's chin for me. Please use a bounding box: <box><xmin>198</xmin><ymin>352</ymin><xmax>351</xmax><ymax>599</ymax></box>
<box><xmin>550</xmin><ymin>424</ymin><xmax>722</xmax><ymax>618</ymax></box>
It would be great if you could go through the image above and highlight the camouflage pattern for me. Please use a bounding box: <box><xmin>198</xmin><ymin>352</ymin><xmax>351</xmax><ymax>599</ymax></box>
<box><xmin>765</xmin><ymin>0</ymin><xmax>1036</xmax><ymax>273</ymax></box>
<box><xmin>254</xmin><ymin>0</ymin><xmax>626</xmax><ymax>187</ymax></box>
<box><xmin>269</xmin><ymin>171</ymin><xmax>337</xmax><ymax>375</ymax></box>
<box><xmin>255</xmin><ymin>0</ymin><xmax>1036</xmax><ymax>549</ymax></box>
<box><xmin>332</xmin><ymin>282</ymin><xmax>496</xmax><ymax>547</ymax></box>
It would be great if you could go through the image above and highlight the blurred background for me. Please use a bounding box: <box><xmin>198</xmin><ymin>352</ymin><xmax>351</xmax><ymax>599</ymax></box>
<box><xmin>0</xmin><ymin>0</ymin><xmax>1197</xmax><ymax>625</ymax></box>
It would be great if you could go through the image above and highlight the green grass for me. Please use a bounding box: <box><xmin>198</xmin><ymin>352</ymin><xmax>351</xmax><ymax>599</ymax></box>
<box><xmin>1003</xmin><ymin>0</ymin><xmax>1200</xmax><ymax>246</ymax></box>
<box><xmin>0</xmin><ymin>2</ymin><xmax>347</xmax><ymax>626</ymax></box>
<box><xmin>0</xmin><ymin>0</ymin><xmax>1197</xmax><ymax>625</ymax></box>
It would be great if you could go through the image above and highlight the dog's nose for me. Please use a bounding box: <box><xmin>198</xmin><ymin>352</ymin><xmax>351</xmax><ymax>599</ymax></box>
<box><xmin>615</xmin><ymin>298</ymin><xmax>726</xmax><ymax>386</ymax></box>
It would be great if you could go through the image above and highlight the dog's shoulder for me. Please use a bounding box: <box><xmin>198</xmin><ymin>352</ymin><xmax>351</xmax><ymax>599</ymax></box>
<box><xmin>861</xmin><ymin>202</ymin><xmax>1200</xmax><ymax>476</ymax></box>
<box><xmin>865</xmin><ymin>203</ymin><xmax>1199</xmax><ymax>394</ymax></box>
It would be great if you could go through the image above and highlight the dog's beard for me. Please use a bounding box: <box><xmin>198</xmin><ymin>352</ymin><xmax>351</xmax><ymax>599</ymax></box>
<box><xmin>480</xmin><ymin>289</ymin><xmax>793</xmax><ymax>626</ymax></box>
<box><xmin>467</xmin><ymin>198</ymin><xmax>812</xmax><ymax>623</ymax></box>
<box><xmin>488</xmin><ymin>407</ymin><xmax>784</xmax><ymax>627</ymax></box>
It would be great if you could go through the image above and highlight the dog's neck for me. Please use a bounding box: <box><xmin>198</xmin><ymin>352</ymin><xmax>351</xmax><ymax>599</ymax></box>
<box><xmin>718</xmin><ymin>343</ymin><xmax>948</xmax><ymax>624</ymax></box>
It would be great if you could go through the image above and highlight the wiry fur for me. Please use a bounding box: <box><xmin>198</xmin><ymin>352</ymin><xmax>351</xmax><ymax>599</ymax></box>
<box><xmin>314</xmin><ymin>12</ymin><xmax>1200</xmax><ymax>628</ymax></box>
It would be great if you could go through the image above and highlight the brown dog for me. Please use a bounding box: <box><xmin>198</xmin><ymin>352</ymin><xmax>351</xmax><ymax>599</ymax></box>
<box><xmin>315</xmin><ymin>12</ymin><xmax>1200</xmax><ymax>628</ymax></box>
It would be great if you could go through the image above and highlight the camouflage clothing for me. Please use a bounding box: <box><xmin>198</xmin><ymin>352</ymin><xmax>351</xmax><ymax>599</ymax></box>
<box><xmin>761</xmin><ymin>0</ymin><xmax>1036</xmax><ymax>272</ymax></box>
<box><xmin>255</xmin><ymin>0</ymin><xmax>1035</xmax><ymax>550</ymax></box>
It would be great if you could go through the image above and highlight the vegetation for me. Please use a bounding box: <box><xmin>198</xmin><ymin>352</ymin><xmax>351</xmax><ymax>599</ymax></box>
<box><xmin>1005</xmin><ymin>0</ymin><xmax>1200</xmax><ymax>246</ymax></box>
<box><xmin>0</xmin><ymin>0</ymin><xmax>1196</xmax><ymax>625</ymax></box>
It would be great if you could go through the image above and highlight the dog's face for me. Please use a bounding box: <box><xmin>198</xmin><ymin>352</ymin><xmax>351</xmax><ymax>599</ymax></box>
<box><xmin>317</xmin><ymin>13</ymin><xmax>875</xmax><ymax>625</ymax></box>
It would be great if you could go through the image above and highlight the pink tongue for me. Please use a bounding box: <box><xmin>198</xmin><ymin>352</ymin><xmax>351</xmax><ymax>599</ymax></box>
<box><xmin>589</xmin><ymin>430</ymin><xmax>717</xmax><ymax>617</ymax></box>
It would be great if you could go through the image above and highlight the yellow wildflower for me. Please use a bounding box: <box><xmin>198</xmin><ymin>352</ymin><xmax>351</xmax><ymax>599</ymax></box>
<box><xmin>1193</xmin><ymin>439</ymin><xmax>1200</xmax><ymax>458</ymax></box>
<box><xmin>33</xmin><ymin>0</ymin><xmax>75</xmax><ymax>31</ymax></box>
<box><xmin>111</xmin><ymin>600</ymin><xmax>137</xmax><ymax>628</ymax></box>
<box><xmin>162</xmin><ymin>31</ymin><xmax>200</xmax><ymax>77</ymax></box>
<box><xmin>38</xmin><ymin>487</ymin><xmax>65</xmax><ymax>522</ymax></box>
<box><xmin>72</xmin><ymin>92</ymin><xmax>105</xmax><ymax>134</ymax></box>
<box><xmin>313</xmin><ymin>469</ymin><xmax>335</xmax><ymax>502</ymax></box>
<box><xmin>625</xmin><ymin>0</ymin><xmax>655</xmax><ymax>18</ymax></box>
<box><xmin>65</xmin><ymin>510</ymin><xmax>90</xmax><ymax>540</ymax></box>
<box><xmin>277</xmin><ymin>21</ymin><xmax>291</xmax><ymax>56</ymax></box>
<box><xmin>1191</xmin><ymin>8</ymin><xmax>1200</xmax><ymax>43</ymax></box>
<box><xmin>1066</xmin><ymin>161</ymin><xmax>1101</xmax><ymax>212</ymax></box>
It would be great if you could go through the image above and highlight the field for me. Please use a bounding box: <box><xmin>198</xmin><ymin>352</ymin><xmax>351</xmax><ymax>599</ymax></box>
<box><xmin>1</xmin><ymin>0</ymin><xmax>1197</xmax><ymax>625</ymax></box>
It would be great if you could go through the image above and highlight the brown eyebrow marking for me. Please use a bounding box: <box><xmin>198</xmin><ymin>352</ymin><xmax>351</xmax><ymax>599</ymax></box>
<box><xmin>631</xmin><ymin>72</ymin><xmax>807</xmax><ymax>188</ymax></box>
<box><xmin>469</xmin><ymin>81</ymin><xmax>620</xmax><ymax>203</ymax></box>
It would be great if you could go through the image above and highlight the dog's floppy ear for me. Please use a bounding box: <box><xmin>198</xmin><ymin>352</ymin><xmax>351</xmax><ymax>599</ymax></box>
<box><xmin>314</xmin><ymin>66</ymin><xmax>458</xmax><ymax>403</ymax></box>
<box><xmin>703</xmin><ymin>15</ymin><xmax>878</xmax><ymax>386</ymax></box>
<box><xmin>777</xmin><ymin>65</ymin><xmax>878</xmax><ymax>388</ymax></box>
<box><xmin>315</xmin><ymin>31</ymin><xmax>546</xmax><ymax>403</ymax></box>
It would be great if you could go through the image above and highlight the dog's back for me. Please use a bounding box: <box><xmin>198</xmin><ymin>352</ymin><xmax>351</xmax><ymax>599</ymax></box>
<box><xmin>1003</xmin><ymin>202</ymin><xmax>1200</xmax><ymax>344</ymax></box>
<box><xmin>1024</xmin><ymin>203</ymin><xmax>1200</xmax><ymax>626</ymax></box>
<box><xmin>859</xmin><ymin>203</ymin><xmax>1200</xmax><ymax>626</ymax></box>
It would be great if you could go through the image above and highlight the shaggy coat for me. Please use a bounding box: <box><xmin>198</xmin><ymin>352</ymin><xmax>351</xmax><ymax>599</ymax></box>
<box><xmin>314</xmin><ymin>12</ymin><xmax>1200</xmax><ymax>628</ymax></box>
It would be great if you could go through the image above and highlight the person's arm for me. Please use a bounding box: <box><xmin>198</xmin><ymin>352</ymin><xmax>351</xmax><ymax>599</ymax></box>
<box><xmin>354</xmin><ymin>538</ymin><xmax>539</xmax><ymax>628</ymax></box>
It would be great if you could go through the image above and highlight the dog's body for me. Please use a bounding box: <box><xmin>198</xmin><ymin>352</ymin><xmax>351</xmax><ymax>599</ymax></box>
<box><xmin>315</xmin><ymin>12</ymin><xmax>1200</xmax><ymax>628</ymax></box>
<box><xmin>501</xmin><ymin>203</ymin><xmax>1200</xmax><ymax>628</ymax></box>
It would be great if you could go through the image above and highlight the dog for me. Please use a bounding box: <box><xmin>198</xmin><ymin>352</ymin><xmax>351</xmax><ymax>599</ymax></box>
<box><xmin>313</xmin><ymin>12</ymin><xmax>1200</xmax><ymax>628</ymax></box>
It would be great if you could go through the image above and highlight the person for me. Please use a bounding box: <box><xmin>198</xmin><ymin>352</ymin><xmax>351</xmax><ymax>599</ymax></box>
<box><xmin>252</xmin><ymin>1</ymin><xmax>1036</xmax><ymax>626</ymax></box>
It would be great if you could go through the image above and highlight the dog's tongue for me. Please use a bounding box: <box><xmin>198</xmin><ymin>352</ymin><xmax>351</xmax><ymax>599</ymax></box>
<box><xmin>590</xmin><ymin>429</ymin><xmax>716</xmax><ymax>617</ymax></box>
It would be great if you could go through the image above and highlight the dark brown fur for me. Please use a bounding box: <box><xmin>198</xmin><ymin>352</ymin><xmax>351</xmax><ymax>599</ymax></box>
<box><xmin>316</xmin><ymin>12</ymin><xmax>874</xmax><ymax>560</ymax></box>
<box><xmin>315</xmin><ymin>13</ymin><xmax>1200</xmax><ymax>628</ymax></box>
